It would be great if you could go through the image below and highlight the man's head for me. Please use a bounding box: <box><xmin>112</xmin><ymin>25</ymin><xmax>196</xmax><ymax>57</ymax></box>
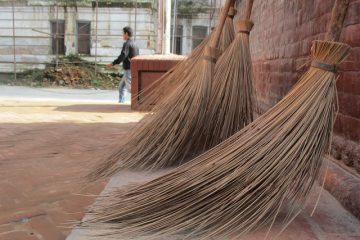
<box><xmin>123</xmin><ymin>27</ymin><xmax>133</xmax><ymax>40</ymax></box>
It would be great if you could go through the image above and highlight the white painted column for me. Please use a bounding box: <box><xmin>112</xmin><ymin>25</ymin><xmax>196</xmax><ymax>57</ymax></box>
<box><xmin>157</xmin><ymin>0</ymin><xmax>164</xmax><ymax>53</ymax></box>
<box><xmin>164</xmin><ymin>0</ymin><xmax>171</xmax><ymax>54</ymax></box>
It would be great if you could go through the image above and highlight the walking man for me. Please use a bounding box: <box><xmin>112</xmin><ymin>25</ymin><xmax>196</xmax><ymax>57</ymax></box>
<box><xmin>107</xmin><ymin>27</ymin><xmax>139</xmax><ymax>103</ymax></box>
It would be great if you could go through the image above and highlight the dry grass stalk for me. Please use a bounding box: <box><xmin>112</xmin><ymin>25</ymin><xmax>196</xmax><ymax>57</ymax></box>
<box><xmin>81</xmin><ymin>39</ymin><xmax>351</xmax><ymax>240</ymax></box>
<box><xmin>86</xmin><ymin>0</ymin><xmax>236</xmax><ymax>182</ymax></box>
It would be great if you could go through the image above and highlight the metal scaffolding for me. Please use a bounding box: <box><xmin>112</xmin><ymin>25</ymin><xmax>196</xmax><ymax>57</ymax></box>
<box><xmin>1</xmin><ymin>0</ymin><xmax>223</xmax><ymax>81</ymax></box>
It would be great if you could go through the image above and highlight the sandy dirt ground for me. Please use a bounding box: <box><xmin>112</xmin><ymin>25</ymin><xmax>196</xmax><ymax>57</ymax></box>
<box><xmin>0</xmin><ymin>100</ymin><xmax>144</xmax><ymax>240</ymax></box>
<box><xmin>1</xmin><ymin>99</ymin><xmax>360</xmax><ymax>240</ymax></box>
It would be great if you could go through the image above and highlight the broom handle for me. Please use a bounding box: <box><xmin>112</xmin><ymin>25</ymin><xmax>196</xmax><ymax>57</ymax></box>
<box><xmin>209</xmin><ymin>0</ymin><xmax>235</xmax><ymax>48</ymax></box>
<box><xmin>245</xmin><ymin>0</ymin><xmax>254</xmax><ymax>20</ymax></box>
<box><xmin>326</xmin><ymin>0</ymin><xmax>350</xmax><ymax>41</ymax></box>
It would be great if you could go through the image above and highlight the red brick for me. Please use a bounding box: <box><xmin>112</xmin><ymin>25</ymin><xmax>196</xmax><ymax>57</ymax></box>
<box><xmin>334</xmin><ymin>114</ymin><xmax>360</xmax><ymax>142</ymax></box>
<box><xmin>314</xmin><ymin>0</ymin><xmax>333</xmax><ymax>16</ymax></box>
<box><xmin>344</xmin><ymin>0</ymin><xmax>360</xmax><ymax>26</ymax></box>
<box><xmin>337</xmin><ymin>72</ymin><xmax>360</xmax><ymax>95</ymax></box>
<box><xmin>339</xmin><ymin>60</ymin><xmax>360</xmax><ymax>71</ymax></box>
<box><xmin>338</xmin><ymin>92</ymin><xmax>360</xmax><ymax>119</ymax></box>
<box><xmin>341</xmin><ymin>24</ymin><xmax>360</xmax><ymax>47</ymax></box>
<box><xmin>130</xmin><ymin>55</ymin><xmax>185</xmax><ymax>110</ymax></box>
<box><xmin>347</xmin><ymin>47</ymin><xmax>360</xmax><ymax>62</ymax></box>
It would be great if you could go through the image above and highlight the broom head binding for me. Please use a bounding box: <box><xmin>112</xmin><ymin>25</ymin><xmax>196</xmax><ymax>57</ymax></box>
<box><xmin>203</xmin><ymin>46</ymin><xmax>220</xmax><ymax>63</ymax></box>
<box><xmin>311</xmin><ymin>60</ymin><xmax>337</xmax><ymax>73</ymax></box>
<box><xmin>228</xmin><ymin>7</ymin><xmax>237</xmax><ymax>18</ymax></box>
<box><xmin>236</xmin><ymin>20</ymin><xmax>254</xmax><ymax>34</ymax></box>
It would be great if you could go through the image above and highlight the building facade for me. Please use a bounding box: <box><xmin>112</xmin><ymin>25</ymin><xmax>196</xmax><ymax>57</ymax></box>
<box><xmin>0</xmin><ymin>0</ymin><xmax>223</xmax><ymax>73</ymax></box>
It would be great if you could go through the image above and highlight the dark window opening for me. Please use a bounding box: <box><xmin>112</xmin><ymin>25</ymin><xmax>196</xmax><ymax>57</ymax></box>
<box><xmin>51</xmin><ymin>20</ymin><xmax>65</xmax><ymax>55</ymax></box>
<box><xmin>192</xmin><ymin>26</ymin><xmax>208</xmax><ymax>50</ymax></box>
<box><xmin>77</xmin><ymin>21</ymin><xmax>91</xmax><ymax>55</ymax></box>
<box><xmin>171</xmin><ymin>25</ymin><xmax>183</xmax><ymax>54</ymax></box>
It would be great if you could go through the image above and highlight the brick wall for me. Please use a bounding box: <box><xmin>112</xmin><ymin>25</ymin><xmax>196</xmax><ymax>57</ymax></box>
<box><xmin>131</xmin><ymin>55</ymin><xmax>185</xmax><ymax>110</ymax></box>
<box><xmin>237</xmin><ymin>0</ymin><xmax>360</xmax><ymax>173</ymax></box>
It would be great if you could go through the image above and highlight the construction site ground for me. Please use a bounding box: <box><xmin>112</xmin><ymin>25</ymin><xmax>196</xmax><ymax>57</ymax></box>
<box><xmin>0</xmin><ymin>86</ymin><xmax>359</xmax><ymax>240</ymax></box>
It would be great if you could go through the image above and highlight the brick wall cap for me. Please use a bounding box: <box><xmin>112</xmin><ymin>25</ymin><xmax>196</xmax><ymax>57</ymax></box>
<box><xmin>132</xmin><ymin>54</ymin><xmax>187</xmax><ymax>61</ymax></box>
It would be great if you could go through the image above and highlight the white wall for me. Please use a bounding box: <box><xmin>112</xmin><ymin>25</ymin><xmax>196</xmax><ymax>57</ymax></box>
<box><xmin>0</xmin><ymin>0</ymin><xmax>223</xmax><ymax>73</ymax></box>
<box><xmin>0</xmin><ymin>4</ymin><xmax>157</xmax><ymax>72</ymax></box>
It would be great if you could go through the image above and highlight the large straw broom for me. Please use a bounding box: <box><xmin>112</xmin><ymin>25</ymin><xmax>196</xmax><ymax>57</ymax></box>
<box><xmin>135</xmin><ymin>4</ymin><xmax>237</xmax><ymax>111</ymax></box>
<box><xmin>86</xmin><ymin>0</ymin><xmax>236</xmax><ymax>182</ymax></box>
<box><xmin>80</xmin><ymin>0</ymin><xmax>351</xmax><ymax>239</ymax></box>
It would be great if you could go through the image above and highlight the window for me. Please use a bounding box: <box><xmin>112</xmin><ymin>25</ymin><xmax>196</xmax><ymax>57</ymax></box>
<box><xmin>171</xmin><ymin>25</ymin><xmax>183</xmax><ymax>54</ymax></box>
<box><xmin>77</xmin><ymin>21</ymin><xmax>91</xmax><ymax>55</ymax></box>
<box><xmin>51</xmin><ymin>21</ymin><xmax>65</xmax><ymax>55</ymax></box>
<box><xmin>192</xmin><ymin>26</ymin><xmax>208</xmax><ymax>50</ymax></box>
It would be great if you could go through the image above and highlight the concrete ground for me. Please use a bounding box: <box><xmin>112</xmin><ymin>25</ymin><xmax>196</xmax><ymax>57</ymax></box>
<box><xmin>0</xmin><ymin>86</ymin><xmax>119</xmax><ymax>103</ymax></box>
<box><xmin>1</xmin><ymin>86</ymin><xmax>360</xmax><ymax>240</ymax></box>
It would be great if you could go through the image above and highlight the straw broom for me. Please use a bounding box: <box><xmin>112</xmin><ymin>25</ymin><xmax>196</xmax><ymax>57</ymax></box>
<box><xmin>135</xmin><ymin>5</ymin><xmax>237</xmax><ymax>111</ymax></box>
<box><xmin>86</xmin><ymin>0</ymin><xmax>236</xmax><ymax>182</ymax></box>
<box><xmin>199</xmin><ymin>1</ymin><xmax>255</xmax><ymax>150</ymax></box>
<box><xmin>80</xmin><ymin>0</ymin><xmax>351</xmax><ymax>239</ymax></box>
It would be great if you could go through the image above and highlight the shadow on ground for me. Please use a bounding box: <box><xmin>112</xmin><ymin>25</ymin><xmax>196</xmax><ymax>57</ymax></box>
<box><xmin>55</xmin><ymin>104</ymin><xmax>134</xmax><ymax>113</ymax></box>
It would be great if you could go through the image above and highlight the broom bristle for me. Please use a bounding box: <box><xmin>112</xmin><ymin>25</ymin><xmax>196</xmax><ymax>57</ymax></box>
<box><xmin>80</xmin><ymin>41</ymin><xmax>351</xmax><ymax>239</ymax></box>
<box><xmin>86</xmin><ymin>15</ymin><xmax>236</xmax><ymax>182</ymax></box>
<box><xmin>135</xmin><ymin>15</ymin><xmax>236</xmax><ymax>112</ymax></box>
<box><xmin>200</xmin><ymin>20</ymin><xmax>255</xmax><ymax>150</ymax></box>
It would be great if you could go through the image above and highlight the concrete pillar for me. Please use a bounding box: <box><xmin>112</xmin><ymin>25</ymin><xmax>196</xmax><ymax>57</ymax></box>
<box><xmin>156</xmin><ymin>0</ymin><xmax>164</xmax><ymax>53</ymax></box>
<box><xmin>164</xmin><ymin>0</ymin><xmax>171</xmax><ymax>54</ymax></box>
<box><xmin>65</xmin><ymin>7</ymin><xmax>77</xmax><ymax>55</ymax></box>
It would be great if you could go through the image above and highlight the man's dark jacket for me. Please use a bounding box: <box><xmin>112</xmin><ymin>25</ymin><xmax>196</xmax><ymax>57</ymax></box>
<box><xmin>112</xmin><ymin>38</ymin><xmax>139</xmax><ymax>70</ymax></box>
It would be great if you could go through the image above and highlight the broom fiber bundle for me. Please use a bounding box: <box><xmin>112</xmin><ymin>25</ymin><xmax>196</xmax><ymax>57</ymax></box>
<box><xmin>199</xmin><ymin>3</ymin><xmax>255</xmax><ymax>150</ymax></box>
<box><xmin>81</xmin><ymin>0</ymin><xmax>351</xmax><ymax>239</ymax></box>
<box><xmin>134</xmin><ymin>5</ymin><xmax>237</xmax><ymax>111</ymax></box>
<box><xmin>86</xmin><ymin>0</ymin><xmax>236</xmax><ymax>182</ymax></box>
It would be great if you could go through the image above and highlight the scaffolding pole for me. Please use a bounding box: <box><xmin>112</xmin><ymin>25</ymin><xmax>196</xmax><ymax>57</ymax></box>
<box><xmin>209</xmin><ymin>0</ymin><xmax>213</xmax><ymax>30</ymax></box>
<box><xmin>11</xmin><ymin>0</ymin><xmax>16</xmax><ymax>81</ymax></box>
<box><xmin>171</xmin><ymin>0</ymin><xmax>177</xmax><ymax>53</ymax></box>
<box><xmin>56</xmin><ymin>0</ymin><xmax>59</xmax><ymax>69</ymax></box>
<box><xmin>135</xmin><ymin>0</ymin><xmax>137</xmax><ymax>41</ymax></box>
<box><xmin>157</xmin><ymin>0</ymin><xmax>163</xmax><ymax>53</ymax></box>
<box><xmin>95</xmin><ymin>0</ymin><xmax>99</xmax><ymax>76</ymax></box>
<box><xmin>164</xmin><ymin>0</ymin><xmax>171</xmax><ymax>54</ymax></box>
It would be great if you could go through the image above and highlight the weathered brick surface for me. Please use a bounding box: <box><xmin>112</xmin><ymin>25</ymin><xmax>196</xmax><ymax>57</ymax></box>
<box><xmin>320</xmin><ymin>157</ymin><xmax>360</xmax><ymax>220</ymax></box>
<box><xmin>239</xmin><ymin>0</ymin><xmax>360</xmax><ymax>174</ymax></box>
